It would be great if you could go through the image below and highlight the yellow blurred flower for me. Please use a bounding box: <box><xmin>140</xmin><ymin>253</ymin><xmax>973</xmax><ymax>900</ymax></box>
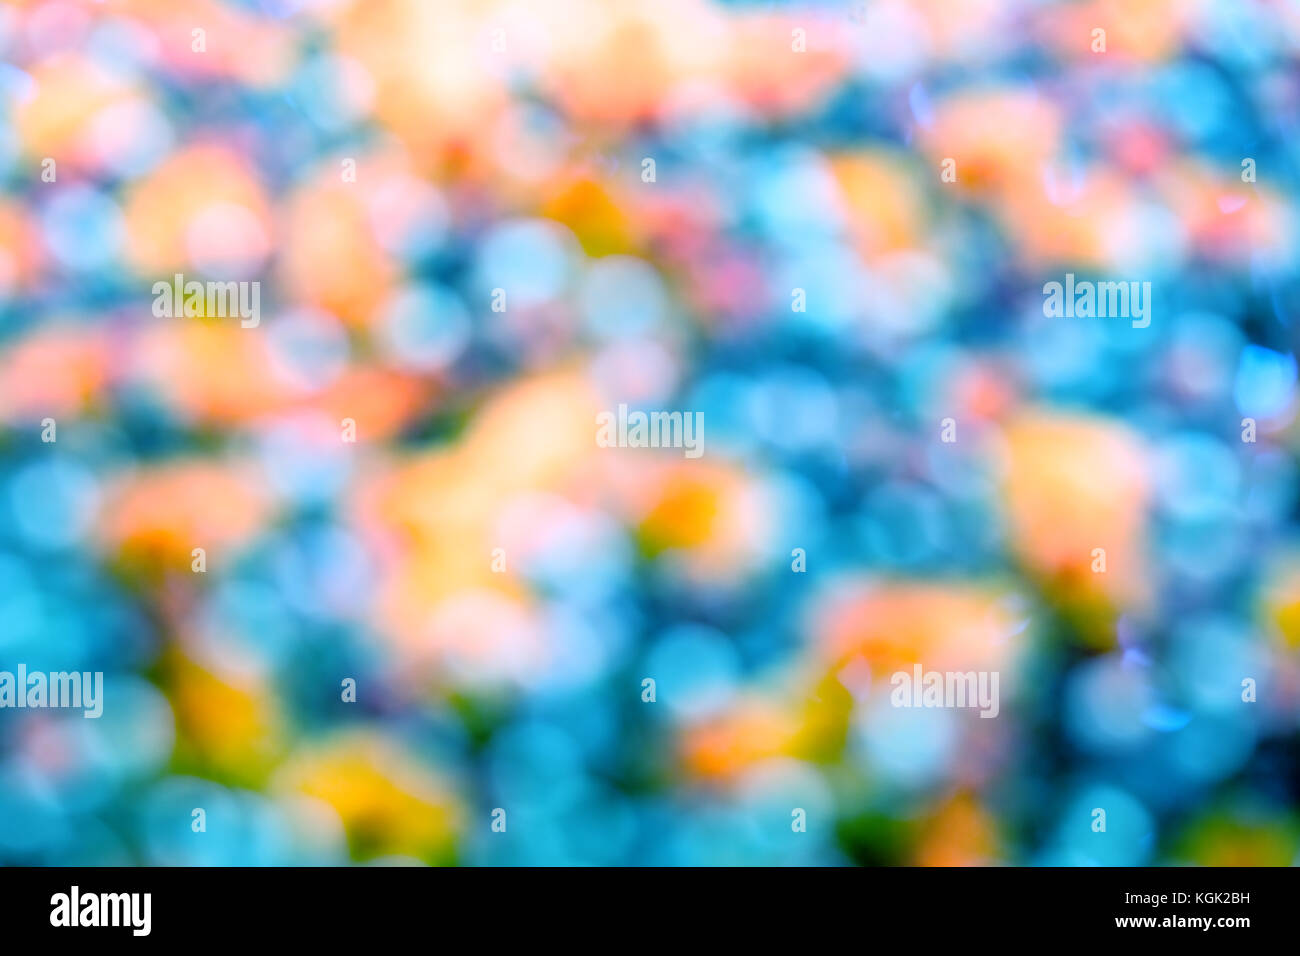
<box><xmin>164</xmin><ymin>648</ymin><xmax>284</xmax><ymax>788</ymax></box>
<box><xmin>815</xmin><ymin>579</ymin><xmax>1019</xmax><ymax>675</ymax></box>
<box><xmin>137</xmin><ymin>323</ymin><xmax>290</xmax><ymax>426</ymax></box>
<box><xmin>280</xmin><ymin>169</ymin><xmax>398</xmax><ymax>328</ymax></box>
<box><xmin>999</xmin><ymin>412</ymin><xmax>1151</xmax><ymax>639</ymax></box>
<box><xmin>13</xmin><ymin>54</ymin><xmax>135</xmax><ymax>169</ymax></box>
<box><xmin>275</xmin><ymin>732</ymin><xmax>462</xmax><ymax>864</ymax></box>
<box><xmin>122</xmin><ymin>145</ymin><xmax>272</xmax><ymax>276</ymax></box>
<box><xmin>97</xmin><ymin>460</ymin><xmax>273</xmax><ymax>581</ymax></box>
<box><xmin>921</xmin><ymin>90</ymin><xmax>1061</xmax><ymax>200</ymax></box>
<box><xmin>680</xmin><ymin>698</ymin><xmax>803</xmax><ymax>780</ymax></box>
<box><xmin>915</xmin><ymin>793</ymin><xmax>1002</xmax><ymax>866</ymax></box>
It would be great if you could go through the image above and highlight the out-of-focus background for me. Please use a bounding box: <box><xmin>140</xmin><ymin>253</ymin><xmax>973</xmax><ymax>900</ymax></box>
<box><xmin>0</xmin><ymin>0</ymin><xmax>1298</xmax><ymax>866</ymax></box>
